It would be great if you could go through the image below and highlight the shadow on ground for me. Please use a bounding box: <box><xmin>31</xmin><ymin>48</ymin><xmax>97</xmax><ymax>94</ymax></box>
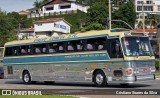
<box><xmin>5</xmin><ymin>80</ymin><xmax>151</xmax><ymax>89</ymax></box>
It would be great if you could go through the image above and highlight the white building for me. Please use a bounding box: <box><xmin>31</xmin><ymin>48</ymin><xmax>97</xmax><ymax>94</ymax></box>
<box><xmin>28</xmin><ymin>0</ymin><xmax>89</xmax><ymax>18</ymax></box>
<box><xmin>18</xmin><ymin>18</ymin><xmax>71</xmax><ymax>39</ymax></box>
<box><xmin>18</xmin><ymin>27</ymin><xmax>34</xmax><ymax>40</ymax></box>
<box><xmin>135</xmin><ymin>0</ymin><xmax>160</xmax><ymax>13</ymax></box>
<box><xmin>34</xmin><ymin>18</ymin><xmax>71</xmax><ymax>38</ymax></box>
<box><xmin>135</xmin><ymin>0</ymin><xmax>160</xmax><ymax>29</ymax></box>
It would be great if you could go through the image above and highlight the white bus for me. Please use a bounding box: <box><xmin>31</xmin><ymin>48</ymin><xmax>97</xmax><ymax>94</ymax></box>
<box><xmin>3</xmin><ymin>30</ymin><xmax>156</xmax><ymax>87</ymax></box>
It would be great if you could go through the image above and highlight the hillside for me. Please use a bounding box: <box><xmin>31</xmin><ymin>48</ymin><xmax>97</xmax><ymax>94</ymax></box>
<box><xmin>33</xmin><ymin>11</ymin><xmax>86</xmax><ymax>33</ymax></box>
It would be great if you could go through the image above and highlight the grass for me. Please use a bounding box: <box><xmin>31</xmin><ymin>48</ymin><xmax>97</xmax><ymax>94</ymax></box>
<box><xmin>0</xmin><ymin>95</ymin><xmax>76</xmax><ymax>98</ymax></box>
<box><xmin>156</xmin><ymin>71</ymin><xmax>160</xmax><ymax>76</ymax></box>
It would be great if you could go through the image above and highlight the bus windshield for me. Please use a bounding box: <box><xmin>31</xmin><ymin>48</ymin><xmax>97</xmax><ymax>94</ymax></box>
<box><xmin>122</xmin><ymin>37</ymin><xmax>154</xmax><ymax>56</ymax></box>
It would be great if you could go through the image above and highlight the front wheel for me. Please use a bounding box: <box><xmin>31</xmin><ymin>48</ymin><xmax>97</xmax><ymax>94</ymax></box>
<box><xmin>93</xmin><ymin>70</ymin><xmax>107</xmax><ymax>87</ymax></box>
<box><xmin>22</xmin><ymin>71</ymin><xmax>31</xmax><ymax>84</ymax></box>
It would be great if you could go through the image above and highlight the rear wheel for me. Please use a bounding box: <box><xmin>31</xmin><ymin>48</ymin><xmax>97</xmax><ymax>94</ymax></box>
<box><xmin>22</xmin><ymin>71</ymin><xmax>31</xmax><ymax>84</ymax></box>
<box><xmin>93</xmin><ymin>70</ymin><xmax>107</xmax><ymax>87</ymax></box>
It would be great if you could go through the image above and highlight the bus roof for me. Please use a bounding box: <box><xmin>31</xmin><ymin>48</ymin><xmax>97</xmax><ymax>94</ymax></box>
<box><xmin>5</xmin><ymin>30</ymin><xmax>125</xmax><ymax>46</ymax></box>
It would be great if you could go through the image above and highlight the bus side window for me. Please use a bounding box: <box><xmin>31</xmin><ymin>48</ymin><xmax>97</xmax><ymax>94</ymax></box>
<box><xmin>67</xmin><ymin>42</ymin><xmax>74</xmax><ymax>52</ymax></box>
<box><xmin>107</xmin><ymin>39</ymin><xmax>123</xmax><ymax>58</ymax></box>
<box><xmin>35</xmin><ymin>47</ymin><xmax>41</xmax><ymax>54</ymax></box>
<box><xmin>20</xmin><ymin>46</ymin><xmax>27</xmax><ymax>55</ymax></box>
<box><xmin>48</xmin><ymin>43</ymin><xmax>57</xmax><ymax>53</ymax></box>
<box><xmin>33</xmin><ymin>44</ymin><xmax>46</xmax><ymax>54</ymax></box>
<box><xmin>86</xmin><ymin>37</ymin><xmax>106</xmax><ymax>51</ymax></box>
<box><xmin>27</xmin><ymin>45</ymin><xmax>33</xmax><ymax>54</ymax></box>
<box><xmin>76</xmin><ymin>40</ymin><xmax>83</xmax><ymax>51</ymax></box>
<box><xmin>58</xmin><ymin>43</ymin><xmax>64</xmax><ymax>53</ymax></box>
<box><xmin>6</xmin><ymin>47</ymin><xmax>12</xmax><ymax>56</ymax></box>
<box><xmin>87</xmin><ymin>43</ymin><xmax>94</xmax><ymax>51</ymax></box>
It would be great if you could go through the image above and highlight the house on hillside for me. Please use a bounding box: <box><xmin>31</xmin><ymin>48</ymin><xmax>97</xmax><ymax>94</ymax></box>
<box><xmin>19</xmin><ymin>10</ymin><xmax>29</xmax><ymax>15</ymax></box>
<box><xmin>28</xmin><ymin>0</ymin><xmax>89</xmax><ymax>18</ymax></box>
<box><xmin>18</xmin><ymin>18</ymin><xmax>71</xmax><ymax>39</ymax></box>
<box><xmin>34</xmin><ymin>18</ymin><xmax>71</xmax><ymax>38</ymax></box>
<box><xmin>18</xmin><ymin>27</ymin><xmax>34</xmax><ymax>40</ymax></box>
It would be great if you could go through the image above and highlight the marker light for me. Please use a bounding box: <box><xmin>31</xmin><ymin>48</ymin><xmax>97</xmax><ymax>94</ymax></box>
<box><xmin>125</xmin><ymin>68</ymin><xmax>133</xmax><ymax>75</ymax></box>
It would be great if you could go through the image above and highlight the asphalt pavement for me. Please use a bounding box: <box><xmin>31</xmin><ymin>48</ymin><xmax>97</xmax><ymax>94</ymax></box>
<box><xmin>0</xmin><ymin>79</ymin><xmax>160</xmax><ymax>98</ymax></box>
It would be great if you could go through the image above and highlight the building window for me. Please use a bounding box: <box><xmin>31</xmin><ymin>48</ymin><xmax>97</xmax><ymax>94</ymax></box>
<box><xmin>144</xmin><ymin>6</ymin><xmax>153</xmax><ymax>11</ymax></box>
<box><xmin>59</xmin><ymin>5</ymin><xmax>71</xmax><ymax>9</ymax></box>
<box><xmin>137</xmin><ymin>6</ymin><xmax>142</xmax><ymax>11</ymax></box>
<box><xmin>158</xmin><ymin>6</ymin><xmax>160</xmax><ymax>11</ymax></box>
<box><xmin>60</xmin><ymin>25</ymin><xmax>66</xmax><ymax>30</ymax></box>
<box><xmin>29</xmin><ymin>33</ymin><xmax>34</xmax><ymax>36</ymax></box>
<box><xmin>146</xmin><ymin>1</ymin><xmax>152</xmax><ymax>4</ymax></box>
<box><xmin>54</xmin><ymin>24</ymin><xmax>59</xmax><ymax>28</ymax></box>
<box><xmin>46</xmin><ymin>7</ymin><xmax>54</xmax><ymax>11</ymax></box>
<box><xmin>37</xmin><ymin>23</ymin><xmax>42</xmax><ymax>26</ymax></box>
<box><xmin>137</xmin><ymin>1</ymin><xmax>143</xmax><ymax>4</ymax></box>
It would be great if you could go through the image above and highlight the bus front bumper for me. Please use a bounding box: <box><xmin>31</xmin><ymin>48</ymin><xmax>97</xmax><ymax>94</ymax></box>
<box><xmin>108</xmin><ymin>74</ymin><xmax>156</xmax><ymax>84</ymax></box>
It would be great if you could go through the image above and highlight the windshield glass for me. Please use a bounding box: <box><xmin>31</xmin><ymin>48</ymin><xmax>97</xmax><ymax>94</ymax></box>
<box><xmin>122</xmin><ymin>37</ymin><xmax>154</xmax><ymax>56</ymax></box>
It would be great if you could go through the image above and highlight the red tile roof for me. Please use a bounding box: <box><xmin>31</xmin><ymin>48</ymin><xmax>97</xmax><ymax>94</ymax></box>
<box><xmin>35</xmin><ymin>18</ymin><xmax>72</xmax><ymax>26</ymax></box>
<box><xmin>20</xmin><ymin>27</ymin><xmax>34</xmax><ymax>33</ymax></box>
<box><xmin>19</xmin><ymin>10</ymin><xmax>29</xmax><ymax>15</ymax></box>
<box><xmin>35</xmin><ymin>18</ymin><xmax>62</xmax><ymax>23</ymax></box>
<box><xmin>134</xmin><ymin>29</ymin><xmax>157</xmax><ymax>33</ymax></box>
<box><xmin>43</xmin><ymin>0</ymin><xmax>70</xmax><ymax>6</ymax></box>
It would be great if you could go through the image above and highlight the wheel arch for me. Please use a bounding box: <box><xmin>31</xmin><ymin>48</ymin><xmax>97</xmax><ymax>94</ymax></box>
<box><xmin>92</xmin><ymin>69</ymin><xmax>107</xmax><ymax>82</ymax></box>
<box><xmin>22</xmin><ymin>69</ymin><xmax>29</xmax><ymax>75</ymax></box>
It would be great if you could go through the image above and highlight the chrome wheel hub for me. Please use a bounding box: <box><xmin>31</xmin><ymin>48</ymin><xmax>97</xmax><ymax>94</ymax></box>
<box><xmin>24</xmin><ymin>74</ymin><xmax>29</xmax><ymax>82</ymax></box>
<box><xmin>96</xmin><ymin>74</ymin><xmax>103</xmax><ymax>84</ymax></box>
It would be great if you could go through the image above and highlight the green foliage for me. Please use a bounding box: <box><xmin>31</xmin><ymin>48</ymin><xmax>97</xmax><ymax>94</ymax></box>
<box><xmin>0</xmin><ymin>12</ymin><xmax>16</xmax><ymax>46</ymax></box>
<box><xmin>86</xmin><ymin>1</ymin><xmax>108</xmax><ymax>31</ymax></box>
<box><xmin>7</xmin><ymin>12</ymin><xmax>33</xmax><ymax>28</ymax></box>
<box><xmin>80</xmin><ymin>22</ymin><xmax>105</xmax><ymax>32</ymax></box>
<box><xmin>76</xmin><ymin>0</ymin><xmax>108</xmax><ymax>5</ymax></box>
<box><xmin>33</xmin><ymin>0</ymin><xmax>51</xmax><ymax>8</ymax></box>
<box><xmin>112</xmin><ymin>1</ymin><xmax>136</xmax><ymax>29</ymax></box>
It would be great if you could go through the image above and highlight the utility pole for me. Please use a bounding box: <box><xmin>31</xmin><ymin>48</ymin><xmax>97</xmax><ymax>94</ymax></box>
<box><xmin>142</xmin><ymin>2</ymin><xmax>145</xmax><ymax>33</ymax></box>
<box><xmin>109</xmin><ymin>0</ymin><xmax>111</xmax><ymax>30</ymax></box>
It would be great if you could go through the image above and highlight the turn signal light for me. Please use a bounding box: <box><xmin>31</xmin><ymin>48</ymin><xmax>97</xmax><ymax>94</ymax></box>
<box><xmin>125</xmin><ymin>68</ymin><xmax>133</xmax><ymax>75</ymax></box>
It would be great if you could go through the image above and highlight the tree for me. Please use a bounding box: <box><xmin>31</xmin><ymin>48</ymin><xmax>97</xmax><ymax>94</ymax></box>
<box><xmin>86</xmin><ymin>1</ymin><xmax>109</xmax><ymax>29</ymax></box>
<box><xmin>7</xmin><ymin>12</ymin><xmax>33</xmax><ymax>29</ymax></box>
<box><xmin>0</xmin><ymin>12</ymin><xmax>16</xmax><ymax>46</ymax></box>
<box><xmin>42</xmin><ymin>0</ymin><xmax>51</xmax><ymax>5</ymax></box>
<box><xmin>33</xmin><ymin>0</ymin><xmax>42</xmax><ymax>8</ymax></box>
<box><xmin>112</xmin><ymin>1</ymin><xmax>136</xmax><ymax>29</ymax></box>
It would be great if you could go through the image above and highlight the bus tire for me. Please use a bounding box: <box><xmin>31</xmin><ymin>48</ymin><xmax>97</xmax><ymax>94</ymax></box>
<box><xmin>93</xmin><ymin>70</ymin><xmax>107</xmax><ymax>87</ymax></box>
<box><xmin>22</xmin><ymin>71</ymin><xmax>31</xmax><ymax>84</ymax></box>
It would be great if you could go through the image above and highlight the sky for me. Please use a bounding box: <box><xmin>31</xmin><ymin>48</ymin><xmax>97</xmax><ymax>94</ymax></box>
<box><xmin>0</xmin><ymin>0</ymin><xmax>39</xmax><ymax>12</ymax></box>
